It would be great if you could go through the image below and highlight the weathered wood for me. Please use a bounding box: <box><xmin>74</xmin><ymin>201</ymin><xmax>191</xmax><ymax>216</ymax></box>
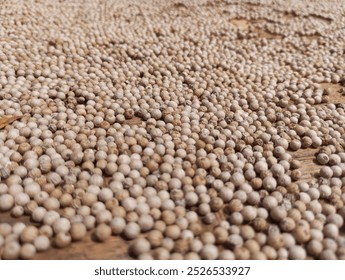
<box><xmin>0</xmin><ymin>0</ymin><xmax>343</xmax><ymax>260</ymax></box>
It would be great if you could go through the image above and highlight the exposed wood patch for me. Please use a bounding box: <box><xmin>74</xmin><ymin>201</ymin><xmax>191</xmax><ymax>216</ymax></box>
<box><xmin>254</xmin><ymin>28</ymin><xmax>282</xmax><ymax>39</ymax></box>
<box><xmin>0</xmin><ymin>115</ymin><xmax>21</xmax><ymax>129</ymax></box>
<box><xmin>320</xmin><ymin>83</ymin><xmax>345</xmax><ymax>104</ymax></box>
<box><xmin>123</xmin><ymin>116</ymin><xmax>143</xmax><ymax>125</ymax></box>
<box><xmin>230</xmin><ymin>19</ymin><xmax>249</xmax><ymax>30</ymax></box>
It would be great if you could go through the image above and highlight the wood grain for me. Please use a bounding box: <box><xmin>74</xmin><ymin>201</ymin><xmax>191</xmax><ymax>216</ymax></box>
<box><xmin>0</xmin><ymin>212</ymin><xmax>131</xmax><ymax>260</ymax></box>
<box><xmin>0</xmin><ymin>1</ymin><xmax>344</xmax><ymax>260</ymax></box>
<box><xmin>0</xmin><ymin>116</ymin><xmax>21</xmax><ymax>129</ymax></box>
<box><xmin>34</xmin><ymin>232</ymin><xmax>130</xmax><ymax>260</ymax></box>
<box><xmin>1</xmin><ymin>83</ymin><xmax>340</xmax><ymax>260</ymax></box>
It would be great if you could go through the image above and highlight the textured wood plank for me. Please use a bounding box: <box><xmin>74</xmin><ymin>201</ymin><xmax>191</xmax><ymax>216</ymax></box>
<box><xmin>34</xmin><ymin>232</ymin><xmax>130</xmax><ymax>260</ymax></box>
<box><xmin>0</xmin><ymin>213</ymin><xmax>130</xmax><ymax>260</ymax></box>
<box><xmin>0</xmin><ymin>1</ymin><xmax>344</xmax><ymax>260</ymax></box>
<box><xmin>0</xmin><ymin>116</ymin><xmax>21</xmax><ymax>129</ymax></box>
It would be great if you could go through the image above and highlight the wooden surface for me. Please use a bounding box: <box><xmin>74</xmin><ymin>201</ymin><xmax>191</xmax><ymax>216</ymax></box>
<box><xmin>0</xmin><ymin>212</ymin><xmax>130</xmax><ymax>259</ymax></box>
<box><xmin>0</xmin><ymin>81</ymin><xmax>342</xmax><ymax>259</ymax></box>
<box><xmin>0</xmin><ymin>1</ymin><xmax>345</xmax><ymax>260</ymax></box>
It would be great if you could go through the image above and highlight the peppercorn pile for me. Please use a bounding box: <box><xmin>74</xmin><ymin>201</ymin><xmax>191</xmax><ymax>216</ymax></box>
<box><xmin>1</xmin><ymin>0</ymin><xmax>345</xmax><ymax>260</ymax></box>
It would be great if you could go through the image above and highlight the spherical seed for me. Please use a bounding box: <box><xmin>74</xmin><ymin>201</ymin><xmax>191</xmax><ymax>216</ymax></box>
<box><xmin>96</xmin><ymin>210</ymin><xmax>112</xmax><ymax>224</ymax></box>
<box><xmin>34</xmin><ymin>235</ymin><xmax>51</xmax><ymax>251</ymax></box>
<box><xmin>196</xmin><ymin>157</ymin><xmax>211</xmax><ymax>170</ymax></box>
<box><xmin>279</xmin><ymin>217</ymin><xmax>296</xmax><ymax>232</ymax></box>
<box><xmin>20</xmin><ymin>243</ymin><xmax>36</xmax><ymax>260</ymax></box>
<box><xmin>320</xmin><ymin>249</ymin><xmax>337</xmax><ymax>260</ymax></box>
<box><xmin>185</xmin><ymin>252</ymin><xmax>201</xmax><ymax>260</ymax></box>
<box><xmin>152</xmin><ymin>247</ymin><xmax>170</xmax><ymax>260</ymax></box>
<box><xmin>43</xmin><ymin>210</ymin><xmax>60</xmax><ymax>226</ymax></box>
<box><xmin>161</xmin><ymin>210</ymin><xmax>176</xmax><ymax>225</ymax></box>
<box><xmin>199</xmin><ymin>244</ymin><xmax>218</xmax><ymax>260</ymax></box>
<box><xmin>290</xmin><ymin>160</ymin><xmax>301</xmax><ymax>170</ymax></box>
<box><xmin>11</xmin><ymin>222</ymin><xmax>25</xmax><ymax>236</ymax></box>
<box><xmin>227</xmin><ymin>234</ymin><xmax>243</xmax><ymax>249</ymax></box>
<box><xmin>267</xmin><ymin>232</ymin><xmax>284</xmax><ymax>249</ymax></box>
<box><xmin>95</xmin><ymin>224</ymin><xmax>112</xmax><ymax>242</ymax></box>
<box><xmin>326</xmin><ymin>214</ymin><xmax>343</xmax><ymax>228</ymax></box>
<box><xmin>329</xmin><ymin>154</ymin><xmax>341</xmax><ymax>165</ymax></box>
<box><xmin>0</xmin><ymin>194</ymin><xmax>14</xmax><ymax>211</ymax></box>
<box><xmin>288</xmin><ymin>245</ymin><xmax>306</xmax><ymax>260</ymax></box>
<box><xmin>82</xmin><ymin>193</ymin><xmax>98</xmax><ymax>207</ymax></box>
<box><xmin>214</xmin><ymin>227</ymin><xmax>228</xmax><ymax>244</ymax></box>
<box><xmin>219</xmin><ymin>250</ymin><xmax>235</xmax><ymax>260</ymax></box>
<box><xmin>228</xmin><ymin>198</ymin><xmax>243</xmax><ymax>212</ymax></box>
<box><xmin>164</xmin><ymin>225</ymin><xmax>181</xmax><ymax>240</ymax></box>
<box><xmin>110</xmin><ymin>217</ymin><xmax>126</xmax><ymax>235</ymax></box>
<box><xmin>241</xmin><ymin>206</ymin><xmax>257</xmax><ymax>221</ymax></box>
<box><xmin>319</xmin><ymin>166</ymin><xmax>333</xmax><ymax>178</ymax></box>
<box><xmin>262</xmin><ymin>245</ymin><xmax>277</xmax><ymax>260</ymax></box>
<box><xmin>70</xmin><ymin>223</ymin><xmax>87</xmax><ymax>241</ymax></box>
<box><xmin>289</xmin><ymin>139</ymin><xmax>301</xmax><ymax>151</ymax></box>
<box><xmin>203</xmin><ymin>213</ymin><xmax>216</xmax><ymax>224</ymax></box>
<box><xmin>210</xmin><ymin>197</ymin><xmax>223</xmax><ymax>212</ymax></box>
<box><xmin>0</xmin><ymin>223</ymin><xmax>12</xmax><ymax>237</ymax></box>
<box><xmin>11</xmin><ymin>205</ymin><xmax>24</xmax><ymax>217</ymax></box>
<box><xmin>2</xmin><ymin>241</ymin><xmax>21</xmax><ymax>260</ymax></box>
<box><xmin>270</xmin><ymin>206</ymin><xmax>287</xmax><ymax>222</ymax></box>
<box><xmin>84</xmin><ymin>215</ymin><xmax>96</xmax><ymax>230</ymax></box>
<box><xmin>219</xmin><ymin>188</ymin><xmax>233</xmax><ymax>202</ymax></box>
<box><xmin>262</xmin><ymin>196</ymin><xmax>278</xmax><ymax>210</ymax></box>
<box><xmin>316</xmin><ymin>153</ymin><xmax>329</xmax><ymax>165</ymax></box>
<box><xmin>32</xmin><ymin>207</ymin><xmax>47</xmax><ymax>223</ymax></box>
<box><xmin>39</xmin><ymin>225</ymin><xmax>53</xmax><ymax>238</ymax></box>
<box><xmin>138</xmin><ymin>214</ymin><xmax>154</xmax><ymax>232</ymax></box>
<box><xmin>323</xmin><ymin>223</ymin><xmax>339</xmax><ymax>239</ymax></box>
<box><xmin>43</xmin><ymin>197</ymin><xmax>60</xmax><ymax>211</ymax></box>
<box><xmin>53</xmin><ymin>218</ymin><xmax>71</xmax><ymax>234</ymax></box>
<box><xmin>307</xmin><ymin>240</ymin><xmax>323</xmax><ymax>257</ymax></box>
<box><xmin>122</xmin><ymin>197</ymin><xmax>137</xmax><ymax>212</ymax></box>
<box><xmin>147</xmin><ymin>230</ymin><xmax>164</xmax><ymax>248</ymax></box>
<box><xmin>172</xmin><ymin>238</ymin><xmax>189</xmax><ymax>254</ymax></box>
<box><xmin>20</xmin><ymin>226</ymin><xmax>39</xmax><ymax>243</ymax></box>
<box><xmin>293</xmin><ymin>225</ymin><xmax>311</xmax><ymax>244</ymax></box>
<box><xmin>200</xmin><ymin>232</ymin><xmax>216</xmax><ymax>245</ymax></box>
<box><xmin>123</xmin><ymin>222</ymin><xmax>140</xmax><ymax>240</ymax></box>
<box><xmin>130</xmin><ymin>238</ymin><xmax>151</xmax><ymax>256</ymax></box>
<box><xmin>138</xmin><ymin>253</ymin><xmax>154</xmax><ymax>260</ymax></box>
<box><xmin>231</xmin><ymin>172</ymin><xmax>245</xmax><ymax>186</ymax></box>
<box><xmin>54</xmin><ymin>232</ymin><xmax>72</xmax><ymax>248</ymax></box>
<box><xmin>262</xmin><ymin>176</ymin><xmax>277</xmax><ymax>192</ymax></box>
<box><xmin>229</xmin><ymin>212</ymin><xmax>244</xmax><ymax>225</ymax></box>
<box><xmin>234</xmin><ymin>247</ymin><xmax>250</xmax><ymax>260</ymax></box>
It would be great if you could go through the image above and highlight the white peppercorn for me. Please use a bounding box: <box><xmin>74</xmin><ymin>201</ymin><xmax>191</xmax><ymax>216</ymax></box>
<box><xmin>20</xmin><ymin>243</ymin><xmax>36</xmax><ymax>260</ymax></box>
<box><xmin>123</xmin><ymin>222</ymin><xmax>140</xmax><ymax>240</ymax></box>
<box><xmin>34</xmin><ymin>235</ymin><xmax>51</xmax><ymax>251</ymax></box>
